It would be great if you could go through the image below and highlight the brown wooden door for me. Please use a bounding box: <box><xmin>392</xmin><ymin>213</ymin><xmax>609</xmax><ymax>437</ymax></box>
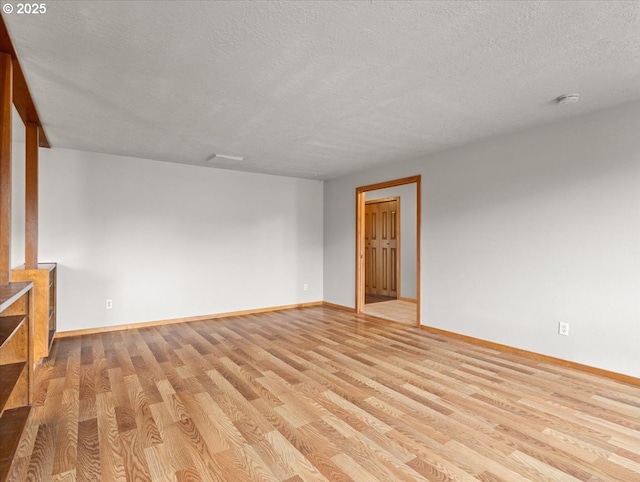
<box><xmin>365</xmin><ymin>198</ymin><xmax>399</xmax><ymax>298</ymax></box>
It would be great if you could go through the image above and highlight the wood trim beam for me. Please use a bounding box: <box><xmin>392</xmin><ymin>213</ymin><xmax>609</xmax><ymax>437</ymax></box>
<box><xmin>0</xmin><ymin>52</ymin><xmax>12</xmax><ymax>284</ymax></box>
<box><xmin>24</xmin><ymin>123</ymin><xmax>38</xmax><ymax>268</ymax></box>
<box><xmin>0</xmin><ymin>17</ymin><xmax>49</xmax><ymax>148</ymax></box>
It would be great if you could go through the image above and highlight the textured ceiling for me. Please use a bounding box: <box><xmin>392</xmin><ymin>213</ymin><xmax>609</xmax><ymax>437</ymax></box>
<box><xmin>4</xmin><ymin>1</ymin><xmax>640</xmax><ymax>180</ymax></box>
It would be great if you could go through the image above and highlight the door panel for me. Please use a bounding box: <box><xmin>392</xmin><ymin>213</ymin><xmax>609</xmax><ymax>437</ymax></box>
<box><xmin>365</xmin><ymin>203</ymin><xmax>379</xmax><ymax>293</ymax></box>
<box><xmin>365</xmin><ymin>198</ymin><xmax>398</xmax><ymax>298</ymax></box>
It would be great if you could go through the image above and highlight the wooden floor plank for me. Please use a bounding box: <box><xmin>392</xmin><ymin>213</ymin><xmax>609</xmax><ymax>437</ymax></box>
<box><xmin>6</xmin><ymin>306</ymin><xmax>639</xmax><ymax>481</ymax></box>
<box><xmin>76</xmin><ymin>418</ymin><xmax>100</xmax><ymax>482</ymax></box>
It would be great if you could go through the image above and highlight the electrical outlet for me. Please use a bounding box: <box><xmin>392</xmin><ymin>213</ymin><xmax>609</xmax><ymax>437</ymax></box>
<box><xmin>106</xmin><ymin>299</ymin><xmax>113</xmax><ymax>309</ymax></box>
<box><xmin>303</xmin><ymin>283</ymin><xmax>309</xmax><ymax>291</ymax></box>
<box><xmin>558</xmin><ymin>322</ymin><xmax>569</xmax><ymax>336</ymax></box>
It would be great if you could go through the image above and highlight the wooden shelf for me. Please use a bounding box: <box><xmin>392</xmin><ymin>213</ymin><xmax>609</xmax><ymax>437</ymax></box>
<box><xmin>0</xmin><ymin>316</ymin><xmax>25</xmax><ymax>349</ymax></box>
<box><xmin>0</xmin><ymin>363</ymin><xmax>26</xmax><ymax>414</ymax></box>
<box><xmin>11</xmin><ymin>263</ymin><xmax>56</xmax><ymax>361</ymax></box>
<box><xmin>0</xmin><ymin>406</ymin><xmax>30</xmax><ymax>482</ymax></box>
<box><xmin>0</xmin><ymin>283</ymin><xmax>32</xmax><ymax>313</ymax></box>
<box><xmin>0</xmin><ymin>281</ymin><xmax>33</xmax><ymax>481</ymax></box>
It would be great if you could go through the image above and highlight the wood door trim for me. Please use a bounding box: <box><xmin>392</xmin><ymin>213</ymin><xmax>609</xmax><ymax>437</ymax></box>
<box><xmin>357</xmin><ymin>176</ymin><xmax>421</xmax><ymax>193</ymax></box>
<box><xmin>356</xmin><ymin>176</ymin><xmax>421</xmax><ymax>328</ymax></box>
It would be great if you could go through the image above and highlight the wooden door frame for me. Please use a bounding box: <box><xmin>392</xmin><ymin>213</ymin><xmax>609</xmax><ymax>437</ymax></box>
<box><xmin>356</xmin><ymin>175</ymin><xmax>421</xmax><ymax>327</ymax></box>
<box><xmin>364</xmin><ymin>196</ymin><xmax>401</xmax><ymax>299</ymax></box>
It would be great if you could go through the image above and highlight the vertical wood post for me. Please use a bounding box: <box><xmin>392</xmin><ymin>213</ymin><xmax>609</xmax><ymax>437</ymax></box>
<box><xmin>0</xmin><ymin>52</ymin><xmax>12</xmax><ymax>284</ymax></box>
<box><xmin>355</xmin><ymin>190</ymin><xmax>365</xmax><ymax>313</ymax></box>
<box><xmin>25</xmin><ymin>122</ymin><xmax>38</xmax><ymax>269</ymax></box>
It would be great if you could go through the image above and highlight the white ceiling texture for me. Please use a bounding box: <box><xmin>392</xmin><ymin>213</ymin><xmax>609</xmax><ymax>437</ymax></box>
<box><xmin>5</xmin><ymin>1</ymin><xmax>640</xmax><ymax>180</ymax></box>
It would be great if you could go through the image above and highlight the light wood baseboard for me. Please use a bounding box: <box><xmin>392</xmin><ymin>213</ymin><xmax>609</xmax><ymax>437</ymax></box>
<box><xmin>419</xmin><ymin>324</ymin><xmax>639</xmax><ymax>387</ymax></box>
<box><xmin>322</xmin><ymin>301</ymin><xmax>356</xmax><ymax>312</ymax></box>
<box><xmin>398</xmin><ymin>297</ymin><xmax>417</xmax><ymax>303</ymax></box>
<box><xmin>56</xmin><ymin>301</ymin><xmax>323</xmax><ymax>338</ymax></box>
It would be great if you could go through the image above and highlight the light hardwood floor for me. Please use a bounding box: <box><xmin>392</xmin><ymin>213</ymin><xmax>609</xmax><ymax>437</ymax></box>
<box><xmin>363</xmin><ymin>300</ymin><xmax>417</xmax><ymax>325</ymax></box>
<box><xmin>7</xmin><ymin>306</ymin><xmax>639</xmax><ymax>481</ymax></box>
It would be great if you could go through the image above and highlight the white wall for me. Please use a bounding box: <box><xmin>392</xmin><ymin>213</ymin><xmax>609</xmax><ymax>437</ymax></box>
<box><xmin>37</xmin><ymin>148</ymin><xmax>323</xmax><ymax>332</ymax></box>
<box><xmin>366</xmin><ymin>184</ymin><xmax>417</xmax><ymax>298</ymax></box>
<box><xmin>324</xmin><ymin>101</ymin><xmax>640</xmax><ymax>378</ymax></box>
<box><xmin>11</xmin><ymin>107</ymin><xmax>25</xmax><ymax>268</ymax></box>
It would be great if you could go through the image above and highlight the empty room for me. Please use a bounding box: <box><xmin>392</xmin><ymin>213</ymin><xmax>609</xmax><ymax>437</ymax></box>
<box><xmin>0</xmin><ymin>1</ymin><xmax>638</xmax><ymax>481</ymax></box>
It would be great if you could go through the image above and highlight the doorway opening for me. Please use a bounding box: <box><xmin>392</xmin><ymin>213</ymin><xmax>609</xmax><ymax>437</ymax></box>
<box><xmin>356</xmin><ymin>176</ymin><xmax>421</xmax><ymax>327</ymax></box>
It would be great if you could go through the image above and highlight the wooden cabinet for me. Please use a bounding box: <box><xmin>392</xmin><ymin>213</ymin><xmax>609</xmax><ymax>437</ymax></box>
<box><xmin>11</xmin><ymin>263</ymin><xmax>56</xmax><ymax>361</ymax></box>
<box><xmin>0</xmin><ymin>282</ymin><xmax>33</xmax><ymax>481</ymax></box>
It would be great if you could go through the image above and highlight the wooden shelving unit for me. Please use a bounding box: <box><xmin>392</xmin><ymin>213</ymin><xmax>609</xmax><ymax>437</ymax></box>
<box><xmin>1</xmin><ymin>20</ymin><xmax>50</xmax><ymax>481</ymax></box>
<box><xmin>11</xmin><ymin>263</ymin><xmax>56</xmax><ymax>361</ymax></box>
<box><xmin>1</xmin><ymin>20</ymin><xmax>50</xmax><ymax>482</ymax></box>
<box><xmin>0</xmin><ymin>282</ymin><xmax>33</xmax><ymax>482</ymax></box>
